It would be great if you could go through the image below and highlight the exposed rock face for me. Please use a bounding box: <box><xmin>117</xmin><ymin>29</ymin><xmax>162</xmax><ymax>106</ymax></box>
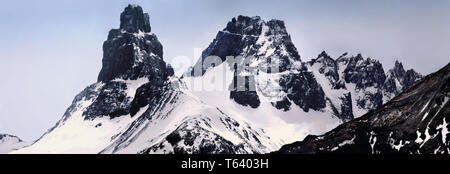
<box><xmin>230</xmin><ymin>91</ymin><xmax>261</xmax><ymax>109</ymax></box>
<box><xmin>141</xmin><ymin>118</ymin><xmax>250</xmax><ymax>154</ymax></box>
<box><xmin>120</xmin><ymin>5</ymin><xmax>151</xmax><ymax>33</ymax></box>
<box><xmin>307</xmin><ymin>52</ymin><xmax>422</xmax><ymax>121</ymax></box>
<box><xmin>194</xmin><ymin>16</ymin><xmax>298</xmax><ymax>67</ymax></box>
<box><xmin>83</xmin><ymin>82</ymin><xmax>131</xmax><ymax>119</ymax></box>
<box><xmin>341</xmin><ymin>54</ymin><xmax>386</xmax><ymax>89</ymax></box>
<box><xmin>97</xmin><ymin>4</ymin><xmax>166</xmax><ymax>83</ymax></box>
<box><xmin>339</xmin><ymin>92</ymin><xmax>354</xmax><ymax>121</ymax></box>
<box><xmin>279</xmin><ymin>70</ymin><xmax>326</xmax><ymax>112</ymax></box>
<box><xmin>337</xmin><ymin>54</ymin><xmax>386</xmax><ymax>110</ymax></box>
<box><xmin>187</xmin><ymin>15</ymin><xmax>326</xmax><ymax>113</ymax></box>
<box><xmin>383</xmin><ymin>60</ymin><xmax>423</xmax><ymax>99</ymax></box>
<box><xmin>83</xmin><ymin>4</ymin><xmax>174</xmax><ymax>120</ymax></box>
<box><xmin>276</xmin><ymin>63</ymin><xmax>450</xmax><ymax>154</ymax></box>
<box><xmin>310</xmin><ymin>51</ymin><xmax>341</xmax><ymax>88</ymax></box>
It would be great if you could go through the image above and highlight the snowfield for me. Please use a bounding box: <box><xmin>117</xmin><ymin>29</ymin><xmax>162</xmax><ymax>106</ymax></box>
<box><xmin>182</xmin><ymin>62</ymin><xmax>342</xmax><ymax>146</ymax></box>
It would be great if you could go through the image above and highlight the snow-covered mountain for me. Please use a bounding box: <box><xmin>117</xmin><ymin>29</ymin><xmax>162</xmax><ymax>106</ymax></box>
<box><xmin>276</xmin><ymin>62</ymin><xmax>450</xmax><ymax>154</ymax></box>
<box><xmin>307</xmin><ymin>52</ymin><xmax>422</xmax><ymax>120</ymax></box>
<box><xmin>0</xmin><ymin>134</ymin><xmax>28</xmax><ymax>153</ymax></box>
<box><xmin>181</xmin><ymin>15</ymin><xmax>422</xmax><ymax>144</ymax></box>
<box><xmin>14</xmin><ymin>5</ymin><xmax>276</xmax><ymax>154</ymax></box>
<box><xmin>12</xmin><ymin>5</ymin><xmax>421</xmax><ymax>154</ymax></box>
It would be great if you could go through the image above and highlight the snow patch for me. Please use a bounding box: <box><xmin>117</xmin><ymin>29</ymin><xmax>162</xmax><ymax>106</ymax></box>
<box><xmin>437</xmin><ymin>118</ymin><xmax>449</xmax><ymax>146</ymax></box>
<box><xmin>330</xmin><ymin>136</ymin><xmax>356</xmax><ymax>151</ymax></box>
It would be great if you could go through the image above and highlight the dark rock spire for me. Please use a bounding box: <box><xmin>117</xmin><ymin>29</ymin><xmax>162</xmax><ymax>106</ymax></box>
<box><xmin>81</xmin><ymin>5</ymin><xmax>173</xmax><ymax>120</ymax></box>
<box><xmin>391</xmin><ymin>60</ymin><xmax>406</xmax><ymax>77</ymax></box>
<box><xmin>120</xmin><ymin>4</ymin><xmax>151</xmax><ymax>33</ymax></box>
<box><xmin>97</xmin><ymin>4</ymin><xmax>167</xmax><ymax>83</ymax></box>
<box><xmin>318</xmin><ymin>51</ymin><xmax>330</xmax><ymax>59</ymax></box>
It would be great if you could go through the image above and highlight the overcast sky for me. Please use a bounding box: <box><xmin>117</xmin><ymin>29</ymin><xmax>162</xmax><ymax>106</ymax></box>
<box><xmin>1</xmin><ymin>0</ymin><xmax>449</xmax><ymax>140</ymax></box>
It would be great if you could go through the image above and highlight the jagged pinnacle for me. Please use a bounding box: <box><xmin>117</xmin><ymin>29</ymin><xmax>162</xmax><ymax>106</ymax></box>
<box><xmin>120</xmin><ymin>4</ymin><xmax>151</xmax><ymax>33</ymax></box>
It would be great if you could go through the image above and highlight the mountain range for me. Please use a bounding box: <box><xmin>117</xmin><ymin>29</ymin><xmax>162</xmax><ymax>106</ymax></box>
<box><xmin>3</xmin><ymin>4</ymin><xmax>440</xmax><ymax>154</ymax></box>
<box><xmin>276</xmin><ymin>62</ymin><xmax>450</xmax><ymax>154</ymax></box>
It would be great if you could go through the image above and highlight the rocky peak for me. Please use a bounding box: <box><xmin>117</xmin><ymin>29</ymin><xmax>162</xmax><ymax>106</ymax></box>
<box><xmin>336</xmin><ymin>52</ymin><xmax>353</xmax><ymax>64</ymax></box>
<box><xmin>311</xmin><ymin>51</ymin><xmax>335</xmax><ymax>65</ymax></box>
<box><xmin>403</xmin><ymin>69</ymin><xmax>422</xmax><ymax>86</ymax></box>
<box><xmin>189</xmin><ymin>15</ymin><xmax>320</xmax><ymax>111</ymax></box>
<box><xmin>355</xmin><ymin>53</ymin><xmax>363</xmax><ymax>60</ymax></box>
<box><xmin>190</xmin><ymin>15</ymin><xmax>299</xmax><ymax>76</ymax></box>
<box><xmin>120</xmin><ymin>4</ymin><xmax>151</xmax><ymax>33</ymax></box>
<box><xmin>223</xmin><ymin>15</ymin><xmax>288</xmax><ymax>37</ymax></box>
<box><xmin>97</xmin><ymin>4</ymin><xmax>169</xmax><ymax>83</ymax></box>
<box><xmin>303</xmin><ymin>50</ymin><xmax>424</xmax><ymax>122</ymax></box>
<box><xmin>265</xmin><ymin>19</ymin><xmax>288</xmax><ymax>36</ymax></box>
<box><xmin>309</xmin><ymin>51</ymin><xmax>340</xmax><ymax>85</ymax></box>
<box><xmin>342</xmin><ymin>53</ymin><xmax>386</xmax><ymax>89</ymax></box>
<box><xmin>75</xmin><ymin>5</ymin><xmax>175</xmax><ymax>120</ymax></box>
<box><xmin>389</xmin><ymin>60</ymin><xmax>406</xmax><ymax>78</ymax></box>
<box><xmin>338</xmin><ymin>52</ymin><xmax>348</xmax><ymax>58</ymax></box>
<box><xmin>276</xmin><ymin>62</ymin><xmax>449</xmax><ymax>154</ymax></box>
<box><xmin>224</xmin><ymin>15</ymin><xmax>264</xmax><ymax>36</ymax></box>
<box><xmin>318</xmin><ymin>51</ymin><xmax>330</xmax><ymax>59</ymax></box>
<box><xmin>384</xmin><ymin>60</ymin><xmax>422</xmax><ymax>95</ymax></box>
<box><xmin>394</xmin><ymin>60</ymin><xmax>403</xmax><ymax>68</ymax></box>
